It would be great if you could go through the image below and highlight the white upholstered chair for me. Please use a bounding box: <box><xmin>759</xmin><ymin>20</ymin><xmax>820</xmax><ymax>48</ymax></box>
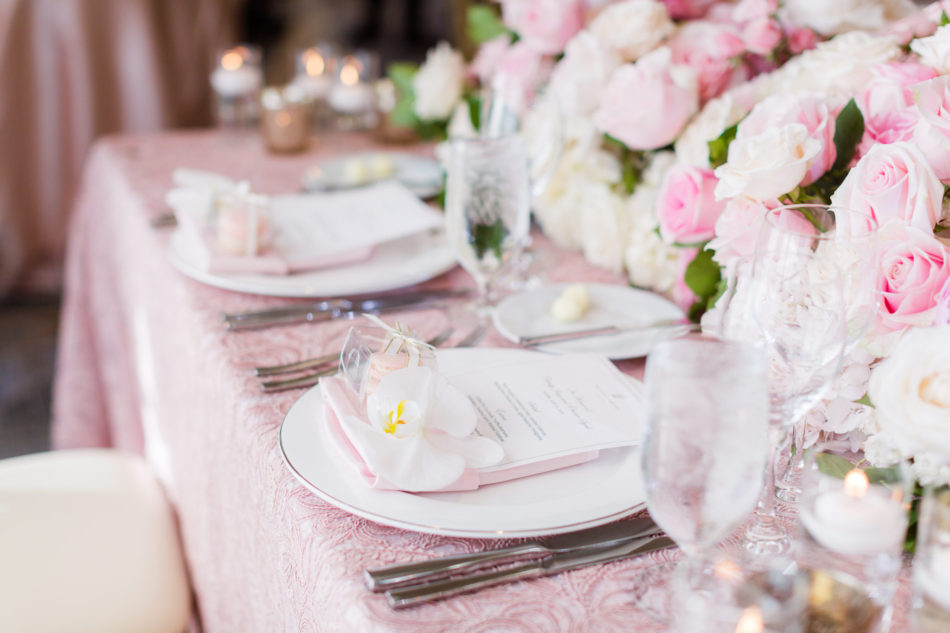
<box><xmin>0</xmin><ymin>449</ymin><xmax>191</xmax><ymax>633</ymax></box>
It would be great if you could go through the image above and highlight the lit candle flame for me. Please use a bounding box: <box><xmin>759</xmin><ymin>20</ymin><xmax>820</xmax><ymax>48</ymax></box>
<box><xmin>735</xmin><ymin>607</ymin><xmax>763</xmax><ymax>633</ymax></box>
<box><xmin>221</xmin><ymin>50</ymin><xmax>244</xmax><ymax>71</ymax></box>
<box><xmin>304</xmin><ymin>49</ymin><xmax>325</xmax><ymax>76</ymax></box>
<box><xmin>844</xmin><ymin>469</ymin><xmax>869</xmax><ymax>498</ymax></box>
<box><xmin>340</xmin><ymin>64</ymin><xmax>359</xmax><ymax>87</ymax></box>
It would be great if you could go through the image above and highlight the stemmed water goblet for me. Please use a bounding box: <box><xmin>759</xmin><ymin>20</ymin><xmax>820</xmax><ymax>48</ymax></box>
<box><xmin>756</xmin><ymin>204</ymin><xmax>880</xmax><ymax>501</ymax></box>
<box><xmin>444</xmin><ymin>135</ymin><xmax>531</xmax><ymax>318</ymax></box>
<box><xmin>641</xmin><ymin>337</ymin><xmax>770</xmax><ymax>629</ymax></box>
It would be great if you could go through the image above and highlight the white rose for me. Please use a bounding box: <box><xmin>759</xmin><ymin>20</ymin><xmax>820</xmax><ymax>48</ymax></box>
<box><xmin>674</xmin><ymin>94</ymin><xmax>749</xmax><ymax>168</ymax></box>
<box><xmin>911</xmin><ymin>452</ymin><xmax>950</xmax><ymax>486</ymax></box>
<box><xmin>624</xmin><ymin>151</ymin><xmax>679</xmax><ymax>292</ymax></box>
<box><xmin>760</xmin><ymin>32</ymin><xmax>901</xmax><ymax>99</ymax></box>
<box><xmin>714</xmin><ymin>123</ymin><xmax>821</xmax><ymax>200</ymax></box>
<box><xmin>579</xmin><ymin>184</ymin><xmax>628</xmax><ymax>273</ymax></box>
<box><xmin>911</xmin><ymin>25</ymin><xmax>950</xmax><ymax>74</ymax></box>
<box><xmin>780</xmin><ymin>0</ymin><xmax>914</xmax><ymax>36</ymax></box>
<box><xmin>862</xmin><ymin>432</ymin><xmax>904</xmax><ymax>468</ymax></box>
<box><xmin>588</xmin><ymin>0</ymin><xmax>673</xmax><ymax>62</ymax></box>
<box><xmin>446</xmin><ymin>102</ymin><xmax>477</xmax><ymax>139</ymax></box>
<box><xmin>549</xmin><ymin>31</ymin><xmax>620</xmax><ymax>117</ymax></box>
<box><xmin>868</xmin><ymin>326</ymin><xmax>950</xmax><ymax>459</ymax></box>
<box><xmin>412</xmin><ymin>42</ymin><xmax>466</xmax><ymax>121</ymax></box>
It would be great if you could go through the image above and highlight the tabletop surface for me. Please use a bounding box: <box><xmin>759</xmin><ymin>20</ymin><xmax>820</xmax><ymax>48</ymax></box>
<box><xmin>51</xmin><ymin>129</ymin><xmax>911</xmax><ymax>633</ymax></box>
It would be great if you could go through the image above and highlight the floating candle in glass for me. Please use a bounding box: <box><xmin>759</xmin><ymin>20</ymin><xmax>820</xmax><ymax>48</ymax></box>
<box><xmin>211</xmin><ymin>45</ymin><xmax>263</xmax><ymax>131</ymax></box>
<box><xmin>329</xmin><ymin>51</ymin><xmax>379</xmax><ymax>131</ymax></box>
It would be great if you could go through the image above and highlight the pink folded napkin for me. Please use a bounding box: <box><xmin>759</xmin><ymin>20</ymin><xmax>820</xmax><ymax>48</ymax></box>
<box><xmin>319</xmin><ymin>376</ymin><xmax>599</xmax><ymax>493</ymax></box>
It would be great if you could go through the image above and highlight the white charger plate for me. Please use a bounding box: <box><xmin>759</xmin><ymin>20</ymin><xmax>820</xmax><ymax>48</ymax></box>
<box><xmin>492</xmin><ymin>283</ymin><xmax>686</xmax><ymax>360</ymax></box>
<box><xmin>302</xmin><ymin>152</ymin><xmax>443</xmax><ymax>199</ymax></box>
<box><xmin>279</xmin><ymin>348</ymin><xmax>646</xmax><ymax>538</ymax></box>
<box><xmin>168</xmin><ymin>228</ymin><xmax>456</xmax><ymax>298</ymax></box>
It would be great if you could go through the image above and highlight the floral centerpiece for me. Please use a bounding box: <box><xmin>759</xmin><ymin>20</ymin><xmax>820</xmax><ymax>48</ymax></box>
<box><xmin>390</xmin><ymin>0</ymin><xmax>950</xmax><ymax>490</ymax></box>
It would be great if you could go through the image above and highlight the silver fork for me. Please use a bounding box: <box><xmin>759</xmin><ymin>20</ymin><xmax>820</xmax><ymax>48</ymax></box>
<box><xmin>259</xmin><ymin>327</ymin><xmax>455</xmax><ymax>393</ymax></box>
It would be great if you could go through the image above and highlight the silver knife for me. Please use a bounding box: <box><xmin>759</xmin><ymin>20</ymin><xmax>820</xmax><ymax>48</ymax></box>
<box><xmin>365</xmin><ymin>516</ymin><xmax>658</xmax><ymax>592</ymax></box>
<box><xmin>519</xmin><ymin>320</ymin><xmax>698</xmax><ymax>346</ymax></box>
<box><xmin>224</xmin><ymin>288</ymin><xmax>469</xmax><ymax>331</ymax></box>
<box><xmin>385</xmin><ymin>534</ymin><xmax>675</xmax><ymax>608</ymax></box>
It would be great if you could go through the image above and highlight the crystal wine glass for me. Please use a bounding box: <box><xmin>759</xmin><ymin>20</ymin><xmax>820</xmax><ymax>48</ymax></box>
<box><xmin>642</xmin><ymin>337</ymin><xmax>770</xmax><ymax>625</ymax></box>
<box><xmin>444</xmin><ymin>135</ymin><xmax>531</xmax><ymax>315</ymax></box>
<box><xmin>757</xmin><ymin>204</ymin><xmax>880</xmax><ymax>500</ymax></box>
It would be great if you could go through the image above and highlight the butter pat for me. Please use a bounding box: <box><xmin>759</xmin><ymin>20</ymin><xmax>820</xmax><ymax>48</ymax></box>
<box><xmin>342</xmin><ymin>158</ymin><xmax>371</xmax><ymax>184</ymax></box>
<box><xmin>551</xmin><ymin>284</ymin><xmax>590</xmax><ymax>322</ymax></box>
<box><xmin>370</xmin><ymin>154</ymin><xmax>395</xmax><ymax>179</ymax></box>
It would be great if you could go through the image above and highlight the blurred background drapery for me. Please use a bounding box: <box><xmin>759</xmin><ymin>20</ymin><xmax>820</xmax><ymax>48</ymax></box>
<box><xmin>0</xmin><ymin>0</ymin><xmax>241</xmax><ymax>296</ymax></box>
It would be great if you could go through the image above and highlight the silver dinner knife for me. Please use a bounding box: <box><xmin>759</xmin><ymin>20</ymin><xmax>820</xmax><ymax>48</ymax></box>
<box><xmin>519</xmin><ymin>320</ymin><xmax>698</xmax><ymax>346</ymax></box>
<box><xmin>385</xmin><ymin>534</ymin><xmax>675</xmax><ymax>608</ymax></box>
<box><xmin>365</xmin><ymin>516</ymin><xmax>659</xmax><ymax>592</ymax></box>
<box><xmin>224</xmin><ymin>288</ymin><xmax>469</xmax><ymax>330</ymax></box>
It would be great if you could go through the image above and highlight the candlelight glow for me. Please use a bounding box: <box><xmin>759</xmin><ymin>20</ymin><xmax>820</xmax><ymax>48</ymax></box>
<box><xmin>304</xmin><ymin>50</ymin><xmax>325</xmax><ymax>76</ymax></box>
<box><xmin>340</xmin><ymin>64</ymin><xmax>359</xmax><ymax>87</ymax></box>
<box><xmin>221</xmin><ymin>51</ymin><xmax>243</xmax><ymax>71</ymax></box>
<box><xmin>735</xmin><ymin>607</ymin><xmax>763</xmax><ymax>633</ymax></box>
<box><xmin>844</xmin><ymin>469</ymin><xmax>869</xmax><ymax>498</ymax></box>
<box><xmin>275</xmin><ymin>112</ymin><xmax>292</xmax><ymax>128</ymax></box>
<box><xmin>713</xmin><ymin>558</ymin><xmax>742</xmax><ymax>583</ymax></box>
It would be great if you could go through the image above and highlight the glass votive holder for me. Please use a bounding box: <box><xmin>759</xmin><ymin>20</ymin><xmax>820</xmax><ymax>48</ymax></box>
<box><xmin>289</xmin><ymin>43</ymin><xmax>338</xmax><ymax>130</ymax></box>
<box><xmin>797</xmin><ymin>452</ymin><xmax>911</xmax><ymax>633</ymax></box>
<box><xmin>340</xmin><ymin>322</ymin><xmax>437</xmax><ymax>406</ymax></box>
<box><xmin>911</xmin><ymin>485</ymin><xmax>950</xmax><ymax>632</ymax></box>
<box><xmin>261</xmin><ymin>86</ymin><xmax>309</xmax><ymax>154</ymax></box>
<box><xmin>329</xmin><ymin>50</ymin><xmax>380</xmax><ymax>131</ymax></box>
<box><xmin>211</xmin><ymin>45</ymin><xmax>263</xmax><ymax>132</ymax></box>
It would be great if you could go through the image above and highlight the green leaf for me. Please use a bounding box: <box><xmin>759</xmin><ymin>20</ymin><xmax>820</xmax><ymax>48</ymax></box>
<box><xmin>387</xmin><ymin>62</ymin><xmax>418</xmax><ymax>98</ymax></box>
<box><xmin>942</xmin><ymin>10</ymin><xmax>950</xmax><ymax>26</ymax></box>
<box><xmin>467</xmin><ymin>5</ymin><xmax>508</xmax><ymax>45</ymax></box>
<box><xmin>465</xmin><ymin>94</ymin><xmax>482</xmax><ymax>131</ymax></box>
<box><xmin>854</xmin><ymin>393</ymin><xmax>872</xmax><ymax>406</ymax></box>
<box><xmin>865</xmin><ymin>466</ymin><xmax>902</xmax><ymax>485</ymax></box>
<box><xmin>684</xmin><ymin>249</ymin><xmax>721</xmax><ymax>303</ymax></box>
<box><xmin>469</xmin><ymin>219</ymin><xmax>506</xmax><ymax>260</ymax></box>
<box><xmin>707</xmin><ymin>123</ymin><xmax>738</xmax><ymax>170</ymax></box>
<box><xmin>389</xmin><ymin>97</ymin><xmax>417</xmax><ymax>129</ymax></box>
<box><xmin>815</xmin><ymin>453</ymin><xmax>856</xmax><ymax>479</ymax></box>
<box><xmin>830</xmin><ymin>99</ymin><xmax>865</xmax><ymax>174</ymax></box>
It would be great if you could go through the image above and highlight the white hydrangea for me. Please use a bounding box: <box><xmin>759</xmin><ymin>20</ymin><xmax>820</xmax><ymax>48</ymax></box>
<box><xmin>623</xmin><ymin>151</ymin><xmax>680</xmax><ymax>292</ymax></box>
<box><xmin>579</xmin><ymin>183</ymin><xmax>628</xmax><ymax>273</ymax></box>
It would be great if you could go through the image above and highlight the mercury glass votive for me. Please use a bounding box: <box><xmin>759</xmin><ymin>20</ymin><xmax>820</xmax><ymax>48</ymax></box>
<box><xmin>211</xmin><ymin>45</ymin><xmax>263</xmax><ymax>132</ymax></box>
<box><xmin>261</xmin><ymin>86</ymin><xmax>309</xmax><ymax>154</ymax></box>
<box><xmin>329</xmin><ymin>50</ymin><xmax>379</xmax><ymax>131</ymax></box>
<box><xmin>797</xmin><ymin>453</ymin><xmax>911</xmax><ymax>633</ymax></box>
<box><xmin>911</xmin><ymin>485</ymin><xmax>950</xmax><ymax>632</ymax></box>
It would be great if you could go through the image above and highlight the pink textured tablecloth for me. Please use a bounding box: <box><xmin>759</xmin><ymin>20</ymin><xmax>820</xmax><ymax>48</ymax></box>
<box><xmin>52</xmin><ymin>130</ymin><xmax>912</xmax><ymax>632</ymax></box>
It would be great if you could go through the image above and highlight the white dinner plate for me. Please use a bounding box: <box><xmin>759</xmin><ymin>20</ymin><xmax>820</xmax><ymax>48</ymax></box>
<box><xmin>302</xmin><ymin>152</ymin><xmax>443</xmax><ymax>199</ymax></box>
<box><xmin>168</xmin><ymin>228</ymin><xmax>457</xmax><ymax>298</ymax></box>
<box><xmin>492</xmin><ymin>283</ymin><xmax>686</xmax><ymax>360</ymax></box>
<box><xmin>279</xmin><ymin>348</ymin><xmax>646</xmax><ymax>538</ymax></box>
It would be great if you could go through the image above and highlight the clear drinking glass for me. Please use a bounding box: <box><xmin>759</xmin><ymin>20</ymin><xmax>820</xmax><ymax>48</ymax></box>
<box><xmin>642</xmin><ymin>337</ymin><xmax>770</xmax><ymax>629</ymax></box>
<box><xmin>757</xmin><ymin>204</ymin><xmax>879</xmax><ymax>500</ymax></box>
<box><xmin>444</xmin><ymin>135</ymin><xmax>531</xmax><ymax>313</ymax></box>
<box><xmin>911</xmin><ymin>485</ymin><xmax>950</xmax><ymax>632</ymax></box>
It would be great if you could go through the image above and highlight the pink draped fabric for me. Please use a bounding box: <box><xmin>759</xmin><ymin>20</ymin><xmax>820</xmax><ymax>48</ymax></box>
<box><xmin>52</xmin><ymin>130</ymin><xmax>913</xmax><ymax>632</ymax></box>
<box><xmin>0</xmin><ymin>0</ymin><xmax>239</xmax><ymax>295</ymax></box>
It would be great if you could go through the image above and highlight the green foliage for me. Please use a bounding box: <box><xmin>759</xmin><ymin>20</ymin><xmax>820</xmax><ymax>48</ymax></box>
<box><xmin>795</xmin><ymin>99</ymin><xmax>865</xmax><ymax>203</ymax></box>
<box><xmin>385</xmin><ymin>62</ymin><xmax>448</xmax><ymax>141</ymax></box>
<box><xmin>684</xmin><ymin>248</ymin><xmax>722</xmax><ymax>322</ymax></box>
<box><xmin>467</xmin><ymin>5</ymin><xmax>509</xmax><ymax>45</ymax></box>
<box><xmin>814</xmin><ymin>452</ymin><xmax>855</xmax><ymax>479</ymax></box>
<box><xmin>942</xmin><ymin>10</ymin><xmax>950</xmax><ymax>26</ymax></box>
<box><xmin>707</xmin><ymin>123</ymin><xmax>738</xmax><ymax>169</ymax></box>
<box><xmin>603</xmin><ymin>135</ymin><xmax>646</xmax><ymax>194</ymax></box>
<box><xmin>469</xmin><ymin>219</ymin><xmax>506</xmax><ymax>259</ymax></box>
<box><xmin>854</xmin><ymin>393</ymin><xmax>873</xmax><ymax>406</ymax></box>
<box><xmin>465</xmin><ymin>94</ymin><xmax>482</xmax><ymax>131</ymax></box>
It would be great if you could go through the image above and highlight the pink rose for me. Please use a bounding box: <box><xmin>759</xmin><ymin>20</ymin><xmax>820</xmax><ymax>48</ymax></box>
<box><xmin>470</xmin><ymin>35</ymin><xmax>511</xmax><ymax>84</ymax></box>
<box><xmin>732</xmin><ymin>0</ymin><xmax>778</xmax><ymax>22</ymax></box>
<box><xmin>742</xmin><ymin>18</ymin><xmax>783</xmax><ymax>56</ymax></box>
<box><xmin>877</xmin><ymin>223</ymin><xmax>950</xmax><ymax>331</ymax></box>
<box><xmin>669</xmin><ymin>21</ymin><xmax>747</xmax><ymax>102</ymax></box>
<box><xmin>548</xmin><ymin>30</ymin><xmax>618</xmax><ymax>117</ymax></box>
<box><xmin>935</xmin><ymin>277</ymin><xmax>950</xmax><ymax>325</ymax></box>
<box><xmin>736</xmin><ymin>93</ymin><xmax>835</xmax><ymax>185</ymax></box>
<box><xmin>656</xmin><ymin>164</ymin><xmax>726</xmax><ymax>244</ymax></box>
<box><xmin>482</xmin><ymin>41</ymin><xmax>551</xmax><ymax>115</ymax></box>
<box><xmin>502</xmin><ymin>0</ymin><xmax>583</xmax><ymax>55</ymax></box>
<box><xmin>854</xmin><ymin>66</ymin><xmax>933</xmax><ymax>157</ymax></box>
<box><xmin>786</xmin><ymin>26</ymin><xmax>817</xmax><ymax>54</ymax></box>
<box><xmin>883</xmin><ymin>12</ymin><xmax>939</xmax><ymax>46</ymax></box>
<box><xmin>593</xmin><ymin>48</ymin><xmax>698</xmax><ymax>150</ymax></box>
<box><xmin>913</xmin><ymin>75</ymin><xmax>950</xmax><ymax>183</ymax></box>
<box><xmin>831</xmin><ymin>142</ymin><xmax>944</xmax><ymax>235</ymax></box>
<box><xmin>708</xmin><ymin>197</ymin><xmax>776</xmax><ymax>269</ymax></box>
<box><xmin>662</xmin><ymin>0</ymin><xmax>717</xmax><ymax>20</ymax></box>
